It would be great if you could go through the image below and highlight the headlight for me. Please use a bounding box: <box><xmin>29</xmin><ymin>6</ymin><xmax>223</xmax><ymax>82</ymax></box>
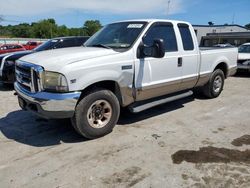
<box><xmin>42</xmin><ymin>71</ymin><xmax>69</xmax><ymax>92</ymax></box>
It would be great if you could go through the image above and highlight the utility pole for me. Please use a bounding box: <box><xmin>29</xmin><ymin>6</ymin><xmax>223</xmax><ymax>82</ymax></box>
<box><xmin>167</xmin><ymin>0</ymin><xmax>171</xmax><ymax>16</ymax></box>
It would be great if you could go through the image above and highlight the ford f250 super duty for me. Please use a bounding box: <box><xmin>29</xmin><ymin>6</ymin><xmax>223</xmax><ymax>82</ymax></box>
<box><xmin>14</xmin><ymin>19</ymin><xmax>238</xmax><ymax>139</ymax></box>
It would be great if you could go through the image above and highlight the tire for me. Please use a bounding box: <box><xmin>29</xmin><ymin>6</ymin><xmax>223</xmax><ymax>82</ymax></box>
<box><xmin>71</xmin><ymin>117</ymin><xmax>81</xmax><ymax>135</ymax></box>
<box><xmin>202</xmin><ymin>69</ymin><xmax>225</xmax><ymax>98</ymax></box>
<box><xmin>71</xmin><ymin>89</ymin><xmax>120</xmax><ymax>139</ymax></box>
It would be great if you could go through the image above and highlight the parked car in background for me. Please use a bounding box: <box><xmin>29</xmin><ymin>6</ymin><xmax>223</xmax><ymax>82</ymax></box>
<box><xmin>213</xmin><ymin>43</ymin><xmax>234</xmax><ymax>48</ymax></box>
<box><xmin>0</xmin><ymin>36</ymin><xmax>89</xmax><ymax>84</ymax></box>
<box><xmin>23</xmin><ymin>41</ymin><xmax>43</xmax><ymax>50</ymax></box>
<box><xmin>14</xmin><ymin>19</ymin><xmax>237</xmax><ymax>139</ymax></box>
<box><xmin>237</xmin><ymin>43</ymin><xmax>250</xmax><ymax>72</ymax></box>
<box><xmin>0</xmin><ymin>44</ymin><xmax>26</xmax><ymax>54</ymax></box>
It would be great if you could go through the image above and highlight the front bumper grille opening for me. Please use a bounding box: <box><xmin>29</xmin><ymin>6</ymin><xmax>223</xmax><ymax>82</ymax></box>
<box><xmin>19</xmin><ymin>83</ymin><xmax>31</xmax><ymax>92</ymax></box>
<box><xmin>15</xmin><ymin>61</ymin><xmax>43</xmax><ymax>93</ymax></box>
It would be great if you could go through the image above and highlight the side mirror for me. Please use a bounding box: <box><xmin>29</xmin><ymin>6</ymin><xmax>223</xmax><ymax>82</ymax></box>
<box><xmin>153</xmin><ymin>39</ymin><xmax>165</xmax><ymax>58</ymax></box>
<box><xmin>137</xmin><ymin>39</ymin><xmax>165</xmax><ymax>59</ymax></box>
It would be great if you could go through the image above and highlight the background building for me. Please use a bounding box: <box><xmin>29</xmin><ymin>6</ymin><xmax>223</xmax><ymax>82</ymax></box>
<box><xmin>193</xmin><ymin>25</ymin><xmax>250</xmax><ymax>47</ymax></box>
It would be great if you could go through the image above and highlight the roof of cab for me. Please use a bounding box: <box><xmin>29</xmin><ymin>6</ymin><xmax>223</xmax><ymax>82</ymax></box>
<box><xmin>112</xmin><ymin>19</ymin><xmax>190</xmax><ymax>25</ymax></box>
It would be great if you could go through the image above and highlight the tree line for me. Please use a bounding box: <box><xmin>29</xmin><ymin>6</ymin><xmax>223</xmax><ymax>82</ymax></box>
<box><xmin>1</xmin><ymin>17</ymin><xmax>249</xmax><ymax>39</ymax></box>
<box><xmin>0</xmin><ymin>18</ymin><xmax>102</xmax><ymax>38</ymax></box>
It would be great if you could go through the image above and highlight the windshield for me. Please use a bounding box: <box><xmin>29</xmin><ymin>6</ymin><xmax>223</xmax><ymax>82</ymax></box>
<box><xmin>34</xmin><ymin>39</ymin><xmax>60</xmax><ymax>52</ymax></box>
<box><xmin>85</xmin><ymin>22</ymin><xmax>147</xmax><ymax>51</ymax></box>
<box><xmin>238</xmin><ymin>45</ymin><xmax>250</xmax><ymax>53</ymax></box>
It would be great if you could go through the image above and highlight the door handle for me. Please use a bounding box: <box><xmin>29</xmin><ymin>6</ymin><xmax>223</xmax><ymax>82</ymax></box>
<box><xmin>178</xmin><ymin>57</ymin><xmax>183</xmax><ymax>67</ymax></box>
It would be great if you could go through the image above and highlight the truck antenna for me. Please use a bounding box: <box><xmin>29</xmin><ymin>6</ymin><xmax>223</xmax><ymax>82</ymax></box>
<box><xmin>232</xmin><ymin>13</ymin><xmax>235</xmax><ymax>24</ymax></box>
<box><xmin>167</xmin><ymin>0</ymin><xmax>171</xmax><ymax>16</ymax></box>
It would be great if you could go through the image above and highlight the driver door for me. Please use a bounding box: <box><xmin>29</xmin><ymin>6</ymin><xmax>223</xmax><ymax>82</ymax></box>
<box><xmin>134</xmin><ymin>22</ymin><xmax>182</xmax><ymax>101</ymax></box>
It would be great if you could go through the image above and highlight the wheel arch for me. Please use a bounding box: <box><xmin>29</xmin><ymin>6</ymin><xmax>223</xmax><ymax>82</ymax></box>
<box><xmin>78</xmin><ymin>80</ymin><xmax>128</xmax><ymax>107</ymax></box>
<box><xmin>213</xmin><ymin>62</ymin><xmax>229</xmax><ymax>78</ymax></box>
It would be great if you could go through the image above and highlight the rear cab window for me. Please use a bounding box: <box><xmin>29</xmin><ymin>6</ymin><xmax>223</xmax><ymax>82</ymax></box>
<box><xmin>178</xmin><ymin>23</ymin><xmax>194</xmax><ymax>51</ymax></box>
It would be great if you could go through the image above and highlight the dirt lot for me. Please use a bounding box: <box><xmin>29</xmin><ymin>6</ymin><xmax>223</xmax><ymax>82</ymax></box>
<box><xmin>0</xmin><ymin>74</ymin><xmax>249</xmax><ymax>188</ymax></box>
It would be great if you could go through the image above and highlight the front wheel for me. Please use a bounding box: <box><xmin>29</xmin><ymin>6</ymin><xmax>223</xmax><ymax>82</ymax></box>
<box><xmin>71</xmin><ymin>89</ymin><xmax>120</xmax><ymax>139</ymax></box>
<box><xmin>202</xmin><ymin>69</ymin><xmax>225</xmax><ymax>98</ymax></box>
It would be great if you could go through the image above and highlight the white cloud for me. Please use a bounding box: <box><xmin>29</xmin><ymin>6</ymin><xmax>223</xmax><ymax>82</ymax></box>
<box><xmin>0</xmin><ymin>0</ymin><xmax>186</xmax><ymax>16</ymax></box>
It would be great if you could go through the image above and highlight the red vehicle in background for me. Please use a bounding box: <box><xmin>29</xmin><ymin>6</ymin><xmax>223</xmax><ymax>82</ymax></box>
<box><xmin>0</xmin><ymin>44</ymin><xmax>26</xmax><ymax>54</ymax></box>
<box><xmin>23</xmin><ymin>41</ymin><xmax>42</xmax><ymax>50</ymax></box>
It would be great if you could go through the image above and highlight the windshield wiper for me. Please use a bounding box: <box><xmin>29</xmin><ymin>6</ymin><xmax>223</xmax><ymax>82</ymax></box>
<box><xmin>90</xmin><ymin>44</ymin><xmax>112</xmax><ymax>49</ymax></box>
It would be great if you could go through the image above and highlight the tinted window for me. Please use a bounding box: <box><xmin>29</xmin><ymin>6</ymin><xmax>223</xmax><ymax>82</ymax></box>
<box><xmin>178</xmin><ymin>24</ymin><xmax>194</xmax><ymax>51</ymax></box>
<box><xmin>143</xmin><ymin>23</ymin><xmax>178</xmax><ymax>52</ymax></box>
<box><xmin>34</xmin><ymin>39</ymin><xmax>59</xmax><ymax>51</ymax></box>
<box><xmin>55</xmin><ymin>39</ymin><xmax>76</xmax><ymax>48</ymax></box>
<box><xmin>75</xmin><ymin>37</ymin><xmax>89</xmax><ymax>46</ymax></box>
<box><xmin>238</xmin><ymin>45</ymin><xmax>250</xmax><ymax>53</ymax></box>
<box><xmin>30</xmin><ymin>42</ymin><xmax>37</xmax><ymax>46</ymax></box>
<box><xmin>15</xmin><ymin>45</ymin><xmax>22</xmax><ymax>49</ymax></box>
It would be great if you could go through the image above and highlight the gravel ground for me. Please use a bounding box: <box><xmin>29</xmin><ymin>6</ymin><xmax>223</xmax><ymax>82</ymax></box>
<box><xmin>0</xmin><ymin>73</ymin><xmax>249</xmax><ymax>188</ymax></box>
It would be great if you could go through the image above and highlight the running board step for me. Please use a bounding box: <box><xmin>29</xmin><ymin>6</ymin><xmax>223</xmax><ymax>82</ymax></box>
<box><xmin>129</xmin><ymin>90</ymin><xmax>193</xmax><ymax>113</ymax></box>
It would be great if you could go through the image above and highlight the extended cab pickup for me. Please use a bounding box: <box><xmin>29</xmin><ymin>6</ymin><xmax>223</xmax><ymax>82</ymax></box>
<box><xmin>14</xmin><ymin>19</ymin><xmax>237</xmax><ymax>139</ymax></box>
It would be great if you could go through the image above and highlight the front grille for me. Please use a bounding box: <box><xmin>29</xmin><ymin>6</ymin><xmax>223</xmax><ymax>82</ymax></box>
<box><xmin>15</xmin><ymin>61</ymin><xmax>43</xmax><ymax>93</ymax></box>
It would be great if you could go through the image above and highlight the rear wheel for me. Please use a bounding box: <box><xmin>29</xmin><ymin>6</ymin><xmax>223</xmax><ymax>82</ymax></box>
<box><xmin>71</xmin><ymin>89</ymin><xmax>120</xmax><ymax>139</ymax></box>
<box><xmin>202</xmin><ymin>69</ymin><xmax>225</xmax><ymax>98</ymax></box>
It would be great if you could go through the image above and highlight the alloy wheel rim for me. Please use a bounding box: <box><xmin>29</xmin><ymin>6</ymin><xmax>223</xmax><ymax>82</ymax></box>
<box><xmin>213</xmin><ymin>75</ymin><xmax>222</xmax><ymax>93</ymax></box>
<box><xmin>87</xmin><ymin>100</ymin><xmax>112</xmax><ymax>129</ymax></box>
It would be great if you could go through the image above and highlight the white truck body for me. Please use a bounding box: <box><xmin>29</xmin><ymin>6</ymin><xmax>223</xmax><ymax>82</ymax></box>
<box><xmin>14</xmin><ymin>19</ymin><xmax>237</xmax><ymax>137</ymax></box>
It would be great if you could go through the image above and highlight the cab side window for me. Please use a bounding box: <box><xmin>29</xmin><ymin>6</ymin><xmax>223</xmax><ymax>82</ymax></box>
<box><xmin>178</xmin><ymin>24</ymin><xmax>194</xmax><ymax>51</ymax></box>
<box><xmin>143</xmin><ymin>23</ymin><xmax>178</xmax><ymax>52</ymax></box>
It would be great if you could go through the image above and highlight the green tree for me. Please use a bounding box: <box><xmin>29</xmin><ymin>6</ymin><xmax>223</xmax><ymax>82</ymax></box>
<box><xmin>32</xmin><ymin>19</ymin><xmax>58</xmax><ymax>38</ymax></box>
<box><xmin>0</xmin><ymin>19</ymin><xmax>102</xmax><ymax>38</ymax></box>
<box><xmin>208</xmin><ymin>21</ymin><xmax>214</xmax><ymax>26</ymax></box>
<box><xmin>83</xmin><ymin>20</ymin><xmax>102</xmax><ymax>36</ymax></box>
<box><xmin>245</xmin><ymin>23</ymin><xmax>250</xmax><ymax>29</ymax></box>
<box><xmin>12</xmin><ymin>23</ymin><xmax>32</xmax><ymax>38</ymax></box>
<box><xmin>57</xmin><ymin>25</ymin><xmax>69</xmax><ymax>37</ymax></box>
<box><xmin>68</xmin><ymin>28</ymin><xmax>86</xmax><ymax>36</ymax></box>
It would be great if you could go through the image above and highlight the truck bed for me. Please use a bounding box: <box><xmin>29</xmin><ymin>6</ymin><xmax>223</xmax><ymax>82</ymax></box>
<box><xmin>199</xmin><ymin>47</ymin><xmax>235</xmax><ymax>51</ymax></box>
<box><xmin>199</xmin><ymin>47</ymin><xmax>238</xmax><ymax>77</ymax></box>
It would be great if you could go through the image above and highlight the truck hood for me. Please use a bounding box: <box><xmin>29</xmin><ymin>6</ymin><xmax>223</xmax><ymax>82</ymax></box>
<box><xmin>20</xmin><ymin>47</ymin><xmax>118</xmax><ymax>70</ymax></box>
<box><xmin>238</xmin><ymin>53</ymin><xmax>250</xmax><ymax>60</ymax></box>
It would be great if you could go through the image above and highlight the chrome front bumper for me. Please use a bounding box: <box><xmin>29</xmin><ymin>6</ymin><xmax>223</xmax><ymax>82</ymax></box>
<box><xmin>14</xmin><ymin>82</ymin><xmax>81</xmax><ymax>119</ymax></box>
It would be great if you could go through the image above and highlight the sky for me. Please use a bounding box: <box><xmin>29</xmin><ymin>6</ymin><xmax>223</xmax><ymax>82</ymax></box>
<box><xmin>0</xmin><ymin>0</ymin><xmax>250</xmax><ymax>27</ymax></box>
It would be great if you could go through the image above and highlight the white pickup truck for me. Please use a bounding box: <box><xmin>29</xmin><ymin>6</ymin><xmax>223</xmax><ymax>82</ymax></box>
<box><xmin>14</xmin><ymin>19</ymin><xmax>237</xmax><ymax>139</ymax></box>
